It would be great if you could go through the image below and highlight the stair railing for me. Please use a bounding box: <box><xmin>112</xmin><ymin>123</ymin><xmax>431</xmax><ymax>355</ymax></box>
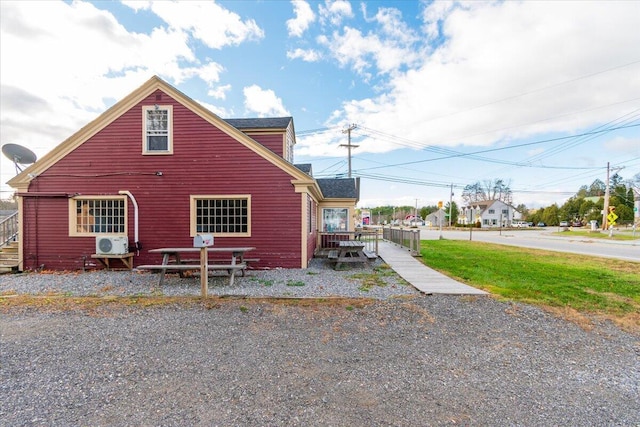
<box><xmin>1</xmin><ymin>211</ymin><xmax>18</xmax><ymax>248</ymax></box>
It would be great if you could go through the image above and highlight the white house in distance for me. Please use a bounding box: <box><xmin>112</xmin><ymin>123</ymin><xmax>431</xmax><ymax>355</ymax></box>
<box><xmin>458</xmin><ymin>200</ymin><xmax>522</xmax><ymax>228</ymax></box>
<box><xmin>425</xmin><ymin>209</ymin><xmax>447</xmax><ymax>227</ymax></box>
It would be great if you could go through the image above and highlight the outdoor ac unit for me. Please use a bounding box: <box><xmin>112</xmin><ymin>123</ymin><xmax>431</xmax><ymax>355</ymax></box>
<box><xmin>96</xmin><ymin>235</ymin><xmax>129</xmax><ymax>255</ymax></box>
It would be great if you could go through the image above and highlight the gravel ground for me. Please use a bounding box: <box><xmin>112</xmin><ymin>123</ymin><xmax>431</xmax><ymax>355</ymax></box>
<box><xmin>1</xmin><ymin>260</ymin><xmax>639</xmax><ymax>426</ymax></box>
<box><xmin>0</xmin><ymin>258</ymin><xmax>420</xmax><ymax>300</ymax></box>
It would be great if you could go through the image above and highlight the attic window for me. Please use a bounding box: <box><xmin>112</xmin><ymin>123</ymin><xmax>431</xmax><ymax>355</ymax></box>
<box><xmin>143</xmin><ymin>105</ymin><xmax>173</xmax><ymax>154</ymax></box>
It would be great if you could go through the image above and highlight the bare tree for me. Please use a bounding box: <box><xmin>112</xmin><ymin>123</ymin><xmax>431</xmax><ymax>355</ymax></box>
<box><xmin>462</xmin><ymin>179</ymin><xmax>512</xmax><ymax>205</ymax></box>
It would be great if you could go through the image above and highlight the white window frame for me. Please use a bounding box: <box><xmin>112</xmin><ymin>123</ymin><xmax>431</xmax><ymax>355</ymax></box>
<box><xmin>69</xmin><ymin>196</ymin><xmax>128</xmax><ymax>237</ymax></box>
<box><xmin>190</xmin><ymin>195</ymin><xmax>251</xmax><ymax>237</ymax></box>
<box><xmin>142</xmin><ymin>105</ymin><xmax>173</xmax><ymax>154</ymax></box>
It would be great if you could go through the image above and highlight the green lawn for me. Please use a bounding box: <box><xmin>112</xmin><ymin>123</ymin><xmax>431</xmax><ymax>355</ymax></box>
<box><xmin>419</xmin><ymin>240</ymin><xmax>639</xmax><ymax>331</ymax></box>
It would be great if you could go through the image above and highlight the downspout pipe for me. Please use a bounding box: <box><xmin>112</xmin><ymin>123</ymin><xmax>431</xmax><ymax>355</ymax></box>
<box><xmin>118</xmin><ymin>190</ymin><xmax>140</xmax><ymax>253</ymax></box>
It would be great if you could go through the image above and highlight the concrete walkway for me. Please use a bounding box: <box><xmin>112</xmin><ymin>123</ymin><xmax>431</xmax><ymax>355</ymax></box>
<box><xmin>377</xmin><ymin>241</ymin><xmax>487</xmax><ymax>295</ymax></box>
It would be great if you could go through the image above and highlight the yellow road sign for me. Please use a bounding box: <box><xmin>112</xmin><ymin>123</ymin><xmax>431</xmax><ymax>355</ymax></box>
<box><xmin>607</xmin><ymin>212</ymin><xmax>618</xmax><ymax>226</ymax></box>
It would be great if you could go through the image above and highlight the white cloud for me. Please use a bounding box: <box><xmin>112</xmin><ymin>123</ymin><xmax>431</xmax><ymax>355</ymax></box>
<box><xmin>327</xmin><ymin>0</ymin><xmax>640</xmax><ymax>155</ymax></box>
<box><xmin>420</xmin><ymin>0</ymin><xmax>455</xmax><ymax>41</ymax></box>
<box><xmin>243</xmin><ymin>85</ymin><xmax>290</xmax><ymax>117</ymax></box>
<box><xmin>196</xmin><ymin>99</ymin><xmax>233</xmax><ymax>119</ymax></box>
<box><xmin>287</xmin><ymin>0</ymin><xmax>315</xmax><ymax>37</ymax></box>
<box><xmin>286</xmin><ymin>48</ymin><xmax>321</xmax><ymax>62</ymax></box>
<box><xmin>317</xmin><ymin>6</ymin><xmax>421</xmax><ymax>77</ymax></box>
<box><xmin>127</xmin><ymin>0</ymin><xmax>264</xmax><ymax>49</ymax></box>
<box><xmin>372</xmin><ymin>6</ymin><xmax>419</xmax><ymax>46</ymax></box>
<box><xmin>318</xmin><ymin>0</ymin><xmax>353</xmax><ymax>26</ymax></box>
<box><xmin>319</xmin><ymin>26</ymin><xmax>417</xmax><ymax>77</ymax></box>
<box><xmin>207</xmin><ymin>84</ymin><xmax>232</xmax><ymax>100</ymax></box>
<box><xmin>295</xmin><ymin>131</ymin><xmax>344</xmax><ymax>157</ymax></box>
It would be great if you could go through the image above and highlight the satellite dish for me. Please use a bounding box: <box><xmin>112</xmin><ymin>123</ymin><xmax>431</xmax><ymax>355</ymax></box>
<box><xmin>2</xmin><ymin>143</ymin><xmax>37</xmax><ymax>174</ymax></box>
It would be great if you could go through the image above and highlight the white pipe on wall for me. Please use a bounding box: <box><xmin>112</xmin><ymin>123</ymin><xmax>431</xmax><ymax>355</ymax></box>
<box><xmin>118</xmin><ymin>190</ymin><xmax>139</xmax><ymax>251</ymax></box>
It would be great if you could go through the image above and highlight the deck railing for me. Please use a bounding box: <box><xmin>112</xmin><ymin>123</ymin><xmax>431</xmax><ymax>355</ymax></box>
<box><xmin>317</xmin><ymin>229</ymin><xmax>380</xmax><ymax>255</ymax></box>
<box><xmin>382</xmin><ymin>226</ymin><xmax>421</xmax><ymax>256</ymax></box>
<box><xmin>1</xmin><ymin>211</ymin><xmax>18</xmax><ymax>248</ymax></box>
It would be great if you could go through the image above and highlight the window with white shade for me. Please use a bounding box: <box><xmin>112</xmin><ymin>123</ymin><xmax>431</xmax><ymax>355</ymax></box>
<box><xmin>143</xmin><ymin>105</ymin><xmax>173</xmax><ymax>154</ymax></box>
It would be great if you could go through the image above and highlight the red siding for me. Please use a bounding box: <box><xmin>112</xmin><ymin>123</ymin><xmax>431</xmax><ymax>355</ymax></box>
<box><xmin>246</xmin><ymin>133</ymin><xmax>284</xmax><ymax>157</ymax></box>
<box><xmin>21</xmin><ymin>90</ymin><xmax>305</xmax><ymax>271</ymax></box>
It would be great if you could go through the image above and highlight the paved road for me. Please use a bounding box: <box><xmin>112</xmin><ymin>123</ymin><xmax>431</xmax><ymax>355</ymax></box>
<box><xmin>418</xmin><ymin>228</ymin><xmax>640</xmax><ymax>262</ymax></box>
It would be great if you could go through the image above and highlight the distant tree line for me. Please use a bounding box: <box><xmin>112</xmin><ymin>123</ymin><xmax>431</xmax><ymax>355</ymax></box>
<box><xmin>362</xmin><ymin>172</ymin><xmax>639</xmax><ymax>227</ymax></box>
<box><xmin>527</xmin><ymin>172</ymin><xmax>639</xmax><ymax>226</ymax></box>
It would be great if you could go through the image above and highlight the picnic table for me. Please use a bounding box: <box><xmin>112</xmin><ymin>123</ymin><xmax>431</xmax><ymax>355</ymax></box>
<box><xmin>328</xmin><ymin>240</ymin><xmax>377</xmax><ymax>269</ymax></box>
<box><xmin>137</xmin><ymin>247</ymin><xmax>256</xmax><ymax>294</ymax></box>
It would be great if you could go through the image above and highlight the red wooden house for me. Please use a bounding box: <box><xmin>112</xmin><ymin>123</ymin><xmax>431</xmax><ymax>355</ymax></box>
<box><xmin>7</xmin><ymin>76</ymin><xmax>359</xmax><ymax>271</ymax></box>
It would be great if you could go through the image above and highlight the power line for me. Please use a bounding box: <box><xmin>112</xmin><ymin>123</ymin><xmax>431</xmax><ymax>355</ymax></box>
<box><xmin>354</xmin><ymin>123</ymin><xmax>638</xmax><ymax>172</ymax></box>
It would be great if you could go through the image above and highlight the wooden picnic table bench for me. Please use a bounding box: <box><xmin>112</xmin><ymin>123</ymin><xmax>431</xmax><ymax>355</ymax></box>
<box><xmin>138</xmin><ymin>247</ymin><xmax>255</xmax><ymax>289</ymax></box>
<box><xmin>328</xmin><ymin>240</ymin><xmax>376</xmax><ymax>269</ymax></box>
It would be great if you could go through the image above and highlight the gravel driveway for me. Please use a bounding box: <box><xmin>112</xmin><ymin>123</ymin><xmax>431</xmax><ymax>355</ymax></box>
<box><xmin>1</xmin><ymin>261</ymin><xmax>639</xmax><ymax>426</ymax></box>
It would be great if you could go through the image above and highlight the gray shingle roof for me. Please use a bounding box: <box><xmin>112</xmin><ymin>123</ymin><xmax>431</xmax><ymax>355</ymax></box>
<box><xmin>316</xmin><ymin>178</ymin><xmax>359</xmax><ymax>199</ymax></box>
<box><xmin>224</xmin><ymin>117</ymin><xmax>293</xmax><ymax>130</ymax></box>
<box><xmin>294</xmin><ymin>163</ymin><xmax>313</xmax><ymax>175</ymax></box>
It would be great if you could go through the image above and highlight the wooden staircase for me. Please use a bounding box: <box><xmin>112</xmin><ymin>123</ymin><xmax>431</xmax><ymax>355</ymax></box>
<box><xmin>1</xmin><ymin>211</ymin><xmax>19</xmax><ymax>273</ymax></box>
<box><xmin>0</xmin><ymin>241</ymin><xmax>19</xmax><ymax>273</ymax></box>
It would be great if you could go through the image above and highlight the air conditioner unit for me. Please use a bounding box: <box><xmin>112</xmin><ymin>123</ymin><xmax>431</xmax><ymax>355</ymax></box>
<box><xmin>96</xmin><ymin>235</ymin><xmax>129</xmax><ymax>255</ymax></box>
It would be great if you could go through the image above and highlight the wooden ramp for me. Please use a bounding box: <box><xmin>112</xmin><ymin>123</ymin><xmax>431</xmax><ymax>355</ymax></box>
<box><xmin>377</xmin><ymin>241</ymin><xmax>487</xmax><ymax>295</ymax></box>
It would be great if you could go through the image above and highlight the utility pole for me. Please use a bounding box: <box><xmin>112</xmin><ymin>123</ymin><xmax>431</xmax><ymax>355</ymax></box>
<box><xmin>448</xmin><ymin>183</ymin><xmax>453</xmax><ymax>227</ymax></box>
<box><xmin>602</xmin><ymin>162</ymin><xmax>624</xmax><ymax>230</ymax></box>
<box><xmin>340</xmin><ymin>124</ymin><xmax>358</xmax><ymax>178</ymax></box>
<box><xmin>602</xmin><ymin>162</ymin><xmax>610</xmax><ymax>231</ymax></box>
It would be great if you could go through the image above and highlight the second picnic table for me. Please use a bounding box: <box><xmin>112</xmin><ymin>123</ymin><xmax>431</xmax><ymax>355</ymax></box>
<box><xmin>328</xmin><ymin>240</ymin><xmax>377</xmax><ymax>269</ymax></box>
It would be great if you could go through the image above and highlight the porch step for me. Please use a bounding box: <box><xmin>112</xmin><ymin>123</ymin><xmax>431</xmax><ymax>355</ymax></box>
<box><xmin>0</xmin><ymin>241</ymin><xmax>20</xmax><ymax>273</ymax></box>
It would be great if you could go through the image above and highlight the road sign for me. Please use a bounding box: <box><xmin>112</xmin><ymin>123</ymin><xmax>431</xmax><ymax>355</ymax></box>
<box><xmin>607</xmin><ymin>211</ymin><xmax>618</xmax><ymax>226</ymax></box>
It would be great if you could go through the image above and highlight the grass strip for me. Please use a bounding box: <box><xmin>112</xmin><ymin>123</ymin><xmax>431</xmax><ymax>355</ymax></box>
<box><xmin>419</xmin><ymin>240</ymin><xmax>639</xmax><ymax>331</ymax></box>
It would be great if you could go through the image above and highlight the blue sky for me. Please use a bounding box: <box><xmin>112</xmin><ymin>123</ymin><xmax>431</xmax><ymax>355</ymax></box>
<box><xmin>1</xmin><ymin>0</ymin><xmax>639</xmax><ymax>209</ymax></box>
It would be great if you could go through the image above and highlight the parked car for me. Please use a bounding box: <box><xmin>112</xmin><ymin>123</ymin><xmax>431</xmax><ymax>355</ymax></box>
<box><xmin>572</xmin><ymin>221</ymin><xmax>583</xmax><ymax>227</ymax></box>
<box><xmin>403</xmin><ymin>215</ymin><xmax>424</xmax><ymax>226</ymax></box>
<box><xmin>559</xmin><ymin>221</ymin><xmax>569</xmax><ymax>227</ymax></box>
<box><xmin>513</xmin><ymin>221</ymin><xmax>529</xmax><ymax>228</ymax></box>
<box><xmin>537</xmin><ymin>222</ymin><xmax>546</xmax><ymax>227</ymax></box>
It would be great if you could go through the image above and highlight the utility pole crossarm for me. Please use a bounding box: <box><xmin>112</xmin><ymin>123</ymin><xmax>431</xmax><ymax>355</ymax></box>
<box><xmin>340</xmin><ymin>124</ymin><xmax>358</xmax><ymax>178</ymax></box>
